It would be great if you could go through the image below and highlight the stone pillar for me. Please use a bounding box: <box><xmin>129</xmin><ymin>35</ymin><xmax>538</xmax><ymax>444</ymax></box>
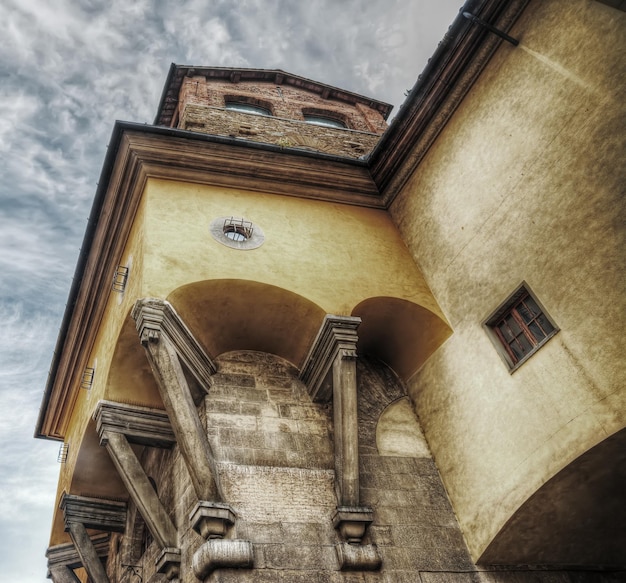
<box><xmin>60</xmin><ymin>495</ymin><xmax>126</xmax><ymax>583</ymax></box>
<box><xmin>94</xmin><ymin>400</ymin><xmax>181</xmax><ymax>579</ymax></box>
<box><xmin>132</xmin><ymin>298</ymin><xmax>223</xmax><ymax>502</ymax></box>
<box><xmin>300</xmin><ymin>315</ymin><xmax>381</xmax><ymax>570</ymax></box>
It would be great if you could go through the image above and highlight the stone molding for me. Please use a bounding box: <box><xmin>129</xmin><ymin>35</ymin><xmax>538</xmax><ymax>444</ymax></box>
<box><xmin>190</xmin><ymin>501</ymin><xmax>237</xmax><ymax>540</ymax></box>
<box><xmin>155</xmin><ymin>547</ymin><xmax>182</xmax><ymax>580</ymax></box>
<box><xmin>192</xmin><ymin>539</ymin><xmax>254</xmax><ymax>579</ymax></box>
<box><xmin>60</xmin><ymin>494</ymin><xmax>126</xmax><ymax>533</ymax></box>
<box><xmin>94</xmin><ymin>400</ymin><xmax>175</xmax><ymax>448</ymax></box>
<box><xmin>132</xmin><ymin>298</ymin><xmax>217</xmax><ymax>392</ymax></box>
<box><xmin>332</xmin><ymin>507</ymin><xmax>374</xmax><ymax>544</ymax></box>
<box><xmin>299</xmin><ymin>314</ymin><xmax>361</xmax><ymax>403</ymax></box>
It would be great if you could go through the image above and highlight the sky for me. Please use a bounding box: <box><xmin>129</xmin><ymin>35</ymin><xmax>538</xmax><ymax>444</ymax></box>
<box><xmin>0</xmin><ymin>0</ymin><xmax>462</xmax><ymax>580</ymax></box>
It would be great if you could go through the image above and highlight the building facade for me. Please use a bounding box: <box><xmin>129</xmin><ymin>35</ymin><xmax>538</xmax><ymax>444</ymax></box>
<box><xmin>37</xmin><ymin>1</ymin><xmax>625</xmax><ymax>582</ymax></box>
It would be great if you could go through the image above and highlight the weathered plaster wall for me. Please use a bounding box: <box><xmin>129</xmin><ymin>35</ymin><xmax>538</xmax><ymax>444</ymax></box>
<box><xmin>388</xmin><ymin>0</ymin><xmax>626</xmax><ymax>562</ymax></box>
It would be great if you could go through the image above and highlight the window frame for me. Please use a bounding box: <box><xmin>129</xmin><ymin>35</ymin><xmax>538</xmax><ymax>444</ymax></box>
<box><xmin>483</xmin><ymin>282</ymin><xmax>559</xmax><ymax>372</ymax></box>
<box><xmin>223</xmin><ymin>95</ymin><xmax>273</xmax><ymax>117</ymax></box>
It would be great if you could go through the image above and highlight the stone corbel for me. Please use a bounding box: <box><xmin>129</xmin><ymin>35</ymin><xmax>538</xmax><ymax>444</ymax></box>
<box><xmin>46</xmin><ymin>535</ymin><xmax>110</xmax><ymax>583</ymax></box>
<box><xmin>60</xmin><ymin>495</ymin><xmax>126</xmax><ymax>583</ymax></box>
<box><xmin>94</xmin><ymin>401</ymin><xmax>180</xmax><ymax>579</ymax></box>
<box><xmin>189</xmin><ymin>501</ymin><xmax>254</xmax><ymax>577</ymax></box>
<box><xmin>300</xmin><ymin>315</ymin><xmax>381</xmax><ymax>570</ymax></box>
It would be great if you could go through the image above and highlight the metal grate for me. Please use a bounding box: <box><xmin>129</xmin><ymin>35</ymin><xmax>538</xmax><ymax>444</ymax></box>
<box><xmin>81</xmin><ymin>367</ymin><xmax>95</xmax><ymax>390</ymax></box>
<box><xmin>112</xmin><ymin>266</ymin><xmax>129</xmax><ymax>293</ymax></box>
<box><xmin>223</xmin><ymin>217</ymin><xmax>254</xmax><ymax>242</ymax></box>
<box><xmin>57</xmin><ymin>443</ymin><xmax>69</xmax><ymax>463</ymax></box>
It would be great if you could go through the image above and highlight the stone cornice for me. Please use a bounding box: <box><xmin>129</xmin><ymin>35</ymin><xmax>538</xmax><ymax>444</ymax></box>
<box><xmin>60</xmin><ymin>494</ymin><xmax>126</xmax><ymax>532</ymax></box>
<box><xmin>94</xmin><ymin>400</ymin><xmax>176</xmax><ymax>448</ymax></box>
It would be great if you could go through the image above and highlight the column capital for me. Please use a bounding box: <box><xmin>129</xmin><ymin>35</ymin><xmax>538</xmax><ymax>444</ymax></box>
<box><xmin>132</xmin><ymin>298</ymin><xmax>217</xmax><ymax>393</ymax></box>
<box><xmin>60</xmin><ymin>493</ymin><xmax>126</xmax><ymax>533</ymax></box>
<box><xmin>300</xmin><ymin>314</ymin><xmax>361</xmax><ymax>402</ymax></box>
<box><xmin>94</xmin><ymin>400</ymin><xmax>175</xmax><ymax>448</ymax></box>
<box><xmin>190</xmin><ymin>501</ymin><xmax>237</xmax><ymax>539</ymax></box>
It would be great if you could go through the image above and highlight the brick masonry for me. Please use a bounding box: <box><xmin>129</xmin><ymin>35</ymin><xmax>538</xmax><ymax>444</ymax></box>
<box><xmin>103</xmin><ymin>352</ymin><xmax>625</xmax><ymax>582</ymax></box>
<box><xmin>175</xmin><ymin>76</ymin><xmax>386</xmax><ymax>158</ymax></box>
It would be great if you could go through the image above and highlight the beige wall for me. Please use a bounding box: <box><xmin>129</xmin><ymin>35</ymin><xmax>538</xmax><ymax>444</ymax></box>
<box><xmin>389</xmin><ymin>0</ymin><xmax>626</xmax><ymax>561</ymax></box>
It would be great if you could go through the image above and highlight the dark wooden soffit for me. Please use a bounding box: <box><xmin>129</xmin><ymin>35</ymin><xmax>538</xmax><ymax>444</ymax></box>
<box><xmin>35</xmin><ymin>123</ymin><xmax>382</xmax><ymax>440</ymax></box>
<box><xmin>370</xmin><ymin>0</ymin><xmax>530</xmax><ymax>206</ymax></box>
<box><xmin>155</xmin><ymin>65</ymin><xmax>393</xmax><ymax>127</ymax></box>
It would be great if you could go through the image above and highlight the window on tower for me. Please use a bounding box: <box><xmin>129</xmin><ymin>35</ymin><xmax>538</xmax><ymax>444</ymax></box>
<box><xmin>224</xmin><ymin>96</ymin><xmax>272</xmax><ymax>116</ymax></box>
<box><xmin>484</xmin><ymin>283</ymin><xmax>558</xmax><ymax>371</ymax></box>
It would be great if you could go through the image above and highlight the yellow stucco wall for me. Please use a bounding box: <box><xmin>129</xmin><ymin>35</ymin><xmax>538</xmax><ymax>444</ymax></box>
<box><xmin>50</xmin><ymin>197</ymin><xmax>147</xmax><ymax>545</ymax></box>
<box><xmin>141</xmin><ymin>178</ymin><xmax>444</xmax><ymax>319</ymax></box>
<box><xmin>389</xmin><ymin>0</ymin><xmax>626</xmax><ymax>561</ymax></box>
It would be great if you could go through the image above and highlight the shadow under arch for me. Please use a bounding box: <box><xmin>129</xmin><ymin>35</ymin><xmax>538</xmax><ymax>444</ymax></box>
<box><xmin>480</xmin><ymin>427</ymin><xmax>626</xmax><ymax>567</ymax></box>
<box><xmin>167</xmin><ymin>279</ymin><xmax>326</xmax><ymax>368</ymax></box>
<box><xmin>352</xmin><ymin>296</ymin><xmax>452</xmax><ymax>381</ymax></box>
<box><xmin>106</xmin><ymin>311</ymin><xmax>162</xmax><ymax>407</ymax></box>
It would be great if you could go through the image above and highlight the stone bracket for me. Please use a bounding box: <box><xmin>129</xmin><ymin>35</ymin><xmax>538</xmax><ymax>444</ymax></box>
<box><xmin>300</xmin><ymin>314</ymin><xmax>361</xmax><ymax>403</ymax></box>
<box><xmin>156</xmin><ymin>547</ymin><xmax>182</xmax><ymax>581</ymax></box>
<box><xmin>94</xmin><ymin>400</ymin><xmax>175</xmax><ymax>448</ymax></box>
<box><xmin>190</xmin><ymin>501</ymin><xmax>237</xmax><ymax>540</ymax></box>
<box><xmin>132</xmin><ymin>298</ymin><xmax>217</xmax><ymax>393</ymax></box>
<box><xmin>60</xmin><ymin>494</ymin><xmax>126</xmax><ymax>533</ymax></box>
<box><xmin>192</xmin><ymin>539</ymin><xmax>254</xmax><ymax>579</ymax></box>
<box><xmin>335</xmin><ymin>541</ymin><xmax>382</xmax><ymax>571</ymax></box>
<box><xmin>332</xmin><ymin>506</ymin><xmax>374</xmax><ymax>543</ymax></box>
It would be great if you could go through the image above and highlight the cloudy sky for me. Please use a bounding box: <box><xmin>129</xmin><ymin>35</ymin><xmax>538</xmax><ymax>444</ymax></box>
<box><xmin>0</xmin><ymin>0</ymin><xmax>461</xmax><ymax>579</ymax></box>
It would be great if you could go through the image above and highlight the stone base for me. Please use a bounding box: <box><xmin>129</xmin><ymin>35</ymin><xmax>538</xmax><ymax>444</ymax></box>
<box><xmin>156</xmin><ymin>547</ymin><xmax>181</xmax><ymax>580</ymax></box>
<box><xmin>335</xmin><ymin>542</ymin><xmax>382</xmax><ymax>571</ymax></box>
<box><xmin>192</xmin><ymin>539</ymin><xmax>254</xmax><ymax>579</ymax></box>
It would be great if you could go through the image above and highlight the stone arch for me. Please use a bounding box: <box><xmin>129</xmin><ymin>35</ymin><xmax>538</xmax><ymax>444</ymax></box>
<box><xmin>357</xmin><ymin>357</ymin><xmax>411</xmax><ymax>453</ymax></box>
<box><xmin>376</xmin><ymin>397</ymin><xmax>430</xmax><ymax>458</ymax></box>
<box><xmin>105</xmin><ymin>311</ymin><xmax>162</xmax><ymax>407</ymax></box>
<box><xmin>352</xmin><ymin>296</ymin><xmax>452</xmax><ymax>381</ymax></box>
<box><xmin>167</xmin><ymin>279</ymin><xmax>326</xmax><ymax>368</ymax></box>
<box><xmin>480</xmin><ymin>427</ymin><xmax>626</xmax><ymax>567</ymax></box>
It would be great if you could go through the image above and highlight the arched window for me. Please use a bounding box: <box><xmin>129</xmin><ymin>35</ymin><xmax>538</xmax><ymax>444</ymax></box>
<box><xmin>303</xmin><ymin>114</ymin><xmax>346</xmax><ymax>128</ymax></box>
<box><xmin>225</xmin><ymin>100</ymin><xmax>272</xmax><ymax>116</ymax></box>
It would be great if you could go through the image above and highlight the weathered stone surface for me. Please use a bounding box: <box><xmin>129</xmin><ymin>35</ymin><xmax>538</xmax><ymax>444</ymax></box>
<box><xmin>192</xmin><ymin>539</ymin><xmax>254</xmax><ymax>579</ymax></box>
<box><xmin>336</xmin><ymin>542</ymin><xmax>382</xmax><ymax>571</ymax></box>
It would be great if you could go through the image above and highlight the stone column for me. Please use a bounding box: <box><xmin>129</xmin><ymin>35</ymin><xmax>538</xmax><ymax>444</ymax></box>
<box><xmin>300</xmin><ymin>315</ymin><xmax>381</xmax><ymax>570</ymax></box>
<box><xmin>60</xmin><ymin>495</ymin><xmax>126</xmax><ymax>583</ymax></box>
